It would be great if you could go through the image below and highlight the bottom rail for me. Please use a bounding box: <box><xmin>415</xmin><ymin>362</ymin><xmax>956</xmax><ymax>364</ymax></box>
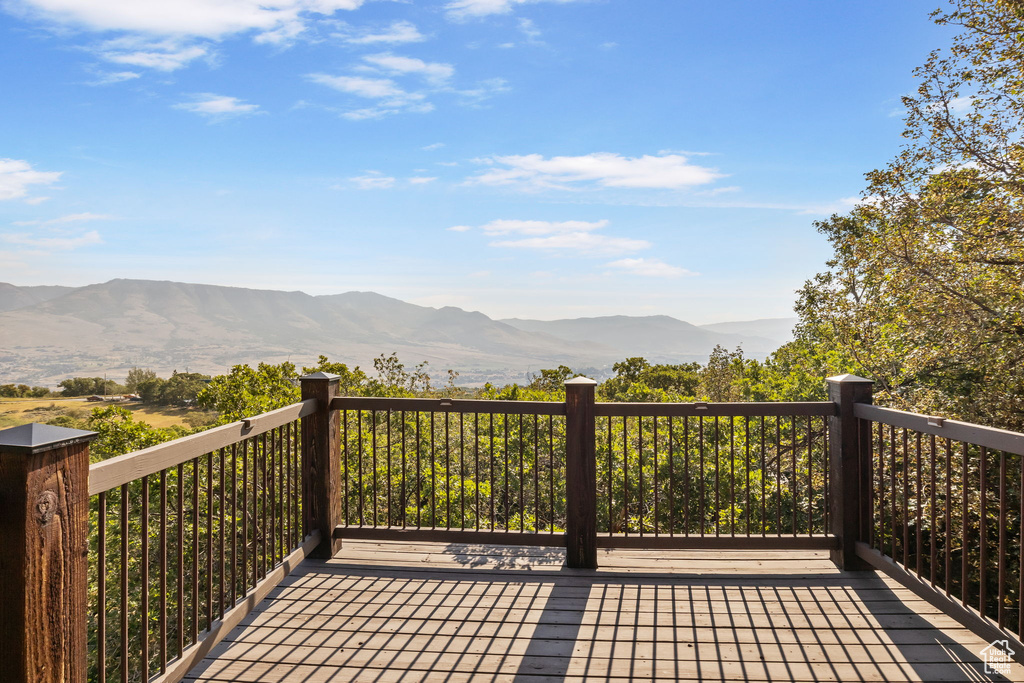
<box><xmin>597</xmin><ymin>534</ymin><xmax>837</xmax><ymax>550</ymax></box>
<box><xmin>333</xmin><ymin>525</ymin><xmax>838</xmax><ymax>552</ymax></box>
<box><xmin>334</xmin><ymin>526</ymin><xmax>566</xmax><ymax>547</ymax></box>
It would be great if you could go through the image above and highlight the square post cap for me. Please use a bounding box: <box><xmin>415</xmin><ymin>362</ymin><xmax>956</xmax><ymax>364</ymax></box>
<box><xmin>0</xmin><ymin>422</ymin><xmax>98</xmax><ymax>455</ymax></box>
<box><xmin>565</xmin><ymin>377</ymin><xmax>597</xmax><ymax>386</ymax></box>
<box><xmin>300</xmin><ymin>372</ymin><xmax>340</xmax><ymax>382</ymax></box>
<box><xmin>825</xmin><ymin>374</ymin><xmax>874</xmax><ymax>385</ymax></box>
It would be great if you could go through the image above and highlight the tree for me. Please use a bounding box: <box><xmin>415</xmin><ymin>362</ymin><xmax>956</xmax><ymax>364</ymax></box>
<box><xmin>124</xmin><ymin>367</ymin><xmax>157</xmax><ymax>393</ymax></box>
<box><xmin>158</xmin><ymin>371</ymin><xmax>210</xmax><ymax>406</ymax></box>
<box><xmin>368</xmin><ymin>353</ymin><xmax>433</xmax><ymax>397</ymax></box>
<box><xmin>0</xmin><ymin>384</ymin><xmax>50</xmax><ymax>398</ymax></box>
<box><xmin>644</xmin><ymin>362</ymin><xmax>701</xmax><ymax>397</ymax></box>
<box><xmin>697</xmin><ymin>346</ymin><xmax>744</xmax><ymax>402</ymax></box>
<box><xmin>59</xmin><ymin>376</ymin><xmax>125</xmax><ymax>397</ymax></box>
<box><xmin>528</xmin><ymin>365</ymin><xmax>576</xmax><ymax>394</ymax></box>
<box><xmin>136</xmin><ymin>376</ymin><xmax>167</xmax><ymax>403</ymax></box>
<box><xmin>797</xmin><ymin>0</ymin><xmax>1024</xmax><ymax>428</ymax></box>
<box><xmin>196</xmin><ymin>362</ymin><xmax>300</xmax><ymax>423</ymax></box>
<box><xmin>301</xmin><ymin>355</ymin><xmax>369</xmax><ymax>395</ymax></box>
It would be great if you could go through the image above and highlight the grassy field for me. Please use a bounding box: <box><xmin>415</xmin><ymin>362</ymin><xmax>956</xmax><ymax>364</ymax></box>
<box><xmin>0</xmin><ymin>397</ymin><xmax>212</xmax><ymax>430</ymax></box>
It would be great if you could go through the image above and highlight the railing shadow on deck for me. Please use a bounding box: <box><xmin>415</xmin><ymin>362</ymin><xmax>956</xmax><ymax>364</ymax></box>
<box><xmin>188</xmin><ymin>543</ymin><xmax>1013</xmax><ymax>682</ymax></box>
<box><xmin>429</xmin><ymin>541</ymin><xmax>1010</xmax><ymax>682</ymax></box>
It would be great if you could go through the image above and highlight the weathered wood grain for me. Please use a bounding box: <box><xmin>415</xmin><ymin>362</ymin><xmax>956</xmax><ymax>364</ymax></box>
<box><xmin>0</xmin><ymin>441</ymin><xmax>90</xmax><ymax>683</ymax></box>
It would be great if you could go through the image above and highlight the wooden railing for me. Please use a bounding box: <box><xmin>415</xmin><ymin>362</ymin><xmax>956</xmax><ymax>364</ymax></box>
<box><xmin>3</xmin><ymin>371</ymin><xmax>1024</xmax><ymax>680</ymax></box>
<box><xmin>852</xmin><ymin>402</ymin><xmax>1024</xmax><ymax>649</ymax></box>
<box><xmin>334</xmin><ymin>396</ymin><xmax>567</xmax><ymax>537</ymax></box>
<box><xmin>593</xmin><ymin>402</ymin><xmax>834</xmax><ymax>542</ymax></box>
<box><xmin>87</xmin><ymin>399</ymin><xmax>316</xmax><ymax>683</ymax></box>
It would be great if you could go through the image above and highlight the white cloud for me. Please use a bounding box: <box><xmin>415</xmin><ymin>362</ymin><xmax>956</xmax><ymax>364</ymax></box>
<box><xmin>309</xmin><ymin>68</ymin><xmax>441</xmax><ymax>118</ymax></box>
<box><xmin>361</xmin><ymin>53</ymin><xmax>454</xmax><ymax>85</ymax></box>
<box><xmin>24</xmin><ymin>196</ymin><xmax>51</xmax><ymax>205</ymax></box>
<box><xmin>88</xmin><ymin>70</ymin><xmax>141</xmax><ymax>85</ymax></box>
<box><xmin>518</xmin><ymin>17</ymin><xmax>540</xmax><ymax>40</ymax></box>
<box><xmin>607</xmin><ymin>257</ymin><xmax>693</xmax><ymax>278</ymax></box>
<box><xmin>341</xmin><ymin>20</ymin><xmax>425</xmax><ymax>45</ymax></box>
<box><xmin>2</xmin><ymin>230</ymin><xmax>102</xmax><ymax>250</ymax></box>
<box><xmin>174</xmin><ymin>93</ymin><xmax>261</xmax><ymax>118</ymax></box>
<box><xmin>469</xmin><ymin>152</ymin><xmax>724</xmax><ymax>190</ymax></box>
<box><xmin>445</xmin><ymin>0</ymin><xmax>583</xmax><ymax>19</ymax></box>
<box><xmin>310</xmin><ymin>48</ymin><xmax>505</xmax><ymax>118</ymax></box>
<box><xmin>422</xmin><ymin>142</ymin><xmax>445</xmax><ymax>151</ymax></box>
<box><xmin>493</xmin><ymin>232</ymin><xmax>649</xmax><ymax>255</ymax></box>
<box><xmin>478</xmin><ymin>218</ymin><xmax>609</xmax><ymax>235</ymax></box>
<box><xmin>455</xmin><ymin>218</ymin><xmax>649</xmax><ymax>255</ymax></box>
<box><xmin>350</xmin><ymin>172</ymin><xmax>395</xmax><ymax>189</ymax></box>
<box><xmin>409</xmin><ymin>176</ymin><xmax>437</xmax><ymax>184</ymax></box>
<box><xmin>308</xmin><ymin>73</ymin><xmax>420</xmax><ymax>103</ymax></box>
<box><xmin>10</xmin><ymin>0</ymin><xmax>367</xmax><ymax>72</ymax></box>
<box><xmin>0</xmin><ymin>159</ymin><xmax>62</xmax><ymax>201</ymax></box>
<box><xmin>13</xmin><ymin>212</ymin><xmax>113</xmax><ymax>227</ymax></box>
<box><xmin>96</xmin><ymin>36</ymin><xmax>211</xmax><ymax>71</ymax></box>
<box><xmin>9</xmin><ymin>0</ymin><xmax>364</xmax><ymax>40</ymax></box>
<box><xmin>454</xmin><ymin>77</ymin><xmax>509</xmax><ymax>105</ymax></box>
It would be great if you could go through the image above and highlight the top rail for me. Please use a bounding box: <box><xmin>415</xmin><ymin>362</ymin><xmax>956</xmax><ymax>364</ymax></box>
<box><xmin>333</xmin><ymin>396</ymin><xmax>567</xmax><ymax>415</ymax></box>
<box><xmin>88</xmin><ymin>398</ymin><xmax>317</xmax><ymax>495</ymax></box>
<box><xmin>594</xmin><ymin>400</ymin><xmax>836</xmax><ymax>418</ymax></box>
<box><xmin>854</xmin><ymin>403</ymin><xmax>1024</xmax><ymax>455</ymax></box>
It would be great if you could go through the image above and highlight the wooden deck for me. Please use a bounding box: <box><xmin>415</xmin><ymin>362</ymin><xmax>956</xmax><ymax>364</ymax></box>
<box><xmin>186</xmin><ymin>540</ymin><xmax>1021</xmax><ymax>682</ymax></box>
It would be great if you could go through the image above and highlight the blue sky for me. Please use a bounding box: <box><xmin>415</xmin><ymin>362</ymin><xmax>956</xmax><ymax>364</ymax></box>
<box><xmin>1</xmin><ymin>0</ymin><xmax>947</xmax><ymax>323</ymax></box>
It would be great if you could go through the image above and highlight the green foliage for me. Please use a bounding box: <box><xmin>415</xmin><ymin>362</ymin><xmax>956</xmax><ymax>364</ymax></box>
<box><xmin>196</xmin><ymin>362</ymin><xmax>300</xmax><ymax>423</ymax></box>
<box><xmin>135</xmin><ymin>376</ymin><xmax>166</xmax><ymax>403</ymax></box>
<box><xmin>527</xmin><ymin>365</ymin><xmax>576</xmax><ymax>394</ymax></box>
<box><xmin>366</xmin><ymin>352</ymin><xmax>433</xmax><ymax>397</ymax></box>
<box><xmin>600</xmin><ymin>357</ymin><xmax>701</xmax><ymax>402</ymax></box>
<box><xmin>697</xmin><ymin>345</ymin><xmax>746</xmax><ymax>401</ymax></box>
<box><xmin>0</xmin><ymin>383</ymin><xmax>50</xmax><ymax>398</ymax></box>
<box><xmin>124</xmin><ymin>367</ymin><xmax>156</xmax><ymax>393</ymax></box>
<box><xmin>54</xmin><ymin>405</ymin><xmax>189</xmax><ymax>462</ymax></box>
<box><xmin>643</xmin><ymin>362</ymin><xmax>701</xmax><ymax>396</ymax></box>
<box><xmin>795</xmin><ymin>0</ymin><xmax>1024</xmax><ymax>428</ymax></box>
<box><xmin>302</xmin><ymin>355</ymin><xmax>370</xmax><ymax>395</ymax></box>
<box><xmin>129</xmin><ymin>371</ymin><xmax>209</xmax><ymax>406</ymax></box>
<box><xmin>59</xmin><ymin>376</ymin><xmax>126</xmax><ymax>397</ymax></box>
<box><xmin>736</xmin><ymin>333</ymin><xmax>847</xmax><ymax>402</ymax></box>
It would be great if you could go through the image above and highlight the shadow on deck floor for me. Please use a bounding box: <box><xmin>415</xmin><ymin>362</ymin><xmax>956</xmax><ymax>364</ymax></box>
<box><xmin>186</xmin><ymin>540</ymin><xmax>1019</xmax><ymax>682</ymax></box>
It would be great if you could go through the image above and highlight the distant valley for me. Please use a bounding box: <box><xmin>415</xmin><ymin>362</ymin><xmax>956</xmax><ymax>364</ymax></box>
<box><xmin>0</xmin><ymin>280</ymin><xmax>795</xmax><ymax>387</ymax></box>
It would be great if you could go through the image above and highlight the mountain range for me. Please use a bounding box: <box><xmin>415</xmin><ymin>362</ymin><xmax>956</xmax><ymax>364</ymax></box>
<box><xmin>0</xmin><ymin>279</ymin><xmax>796</xmax><ymax>387</ymax></box>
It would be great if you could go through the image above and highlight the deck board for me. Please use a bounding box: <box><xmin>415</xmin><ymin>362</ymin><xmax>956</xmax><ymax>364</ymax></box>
<box><xmin>185</xmin><ymin>540</ymin><xmax>1021</xmax><ymax>682</ymax></box>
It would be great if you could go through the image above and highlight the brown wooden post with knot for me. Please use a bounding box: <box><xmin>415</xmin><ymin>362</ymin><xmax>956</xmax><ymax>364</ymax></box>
<box><xmin>0</xmin><ymin>423</ymin><xmax>97</xmax><ymax>683</ymax></box>
<box><xmin>565</xmin><ymin>377</ymin><xmax>598</xmax><ymax>569</ymax></box>
<box><xmin>300</xmin><ymin>372</ymin><xmax>342</xmax><ymax>559</ymax></box>
<box><xmin>827</xmin><ymin>374</ymin><xmax>874</xmax><ymax>570</ymax></box>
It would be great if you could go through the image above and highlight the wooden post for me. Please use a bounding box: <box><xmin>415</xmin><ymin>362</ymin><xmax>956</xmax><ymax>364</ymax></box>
<box><xmin>565</xmin><ymin>377</ymin><xmax>597</xmax><ymax>569</ymax></box>
<box><xmin>0</xmin><ymin>423</ymin><xmax>97</xmax><ymax>683</ymax></box>
<box><xmin>300</xmin><ymin>372</ymin><xmax>342</xmax><ymax>559</ymax></box>
<box><xmin>827</xmin><ymin>374</ymin><xmax>874</xmax><ymax>570</ymax></box>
